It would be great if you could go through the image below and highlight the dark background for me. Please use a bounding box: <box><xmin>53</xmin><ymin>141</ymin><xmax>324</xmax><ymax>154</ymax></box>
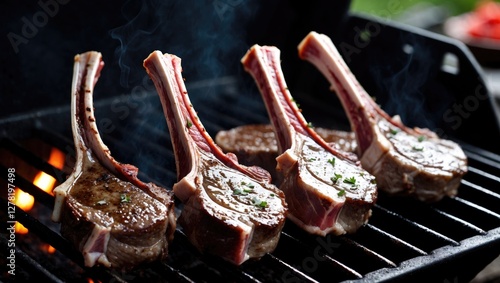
<box><xmin>0</xmin><ymin>0</ymin><xmax>349</xmax><ymax>119</ymax></box>
<box><xmin>1</xmin><ymin>0</ymin><xmax>498</xmax><ymax>152</ymax></box>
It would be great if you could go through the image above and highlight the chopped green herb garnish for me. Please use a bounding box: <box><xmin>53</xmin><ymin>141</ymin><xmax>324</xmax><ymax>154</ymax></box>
<box><xmin>331</xmin><ymin>173</ymin><xmax>342</xmax><ymax>183</ymax></box>
<box><xmin>186</xmin><ymin>120</ymin><xmax>193</xmax><ymax>128</ymax></box>
<box><xmin>120</xmin><ymin>194</ymin><xmax>131</xmax><ymax>203</ymax></box>
<box><xmin>252</xmin><ymin>197</ymin><xmax>268</xmax><ymax>208</ymax></box>
<box><xmin>233</xmin><ymin>189</ymin><xmax>245</xmax><ymax>195</ymax></box>
<box><xmin>412</xmin><ymin>146</ymin><xmax>424</xmax><ymax>151</ymax></box>
<box><xmin>337</xmin><ymin>189</ymin><xmax>346</xmax><ymax>197</ymax></box>
<box><xmin>234</xmin><ymin>183</ymin><xmax>254</xmax><ymax>195</ymax></box>
<box><xmin>327</xmin><ymin>158</ymin><xmax>336</xmax><ymax>167</ymax></box>
<box><xmin>270</xmin><ymin>193</ymin><xmax>276</xmax><ymax>197</ymax></box>
<box><xmin>241</xmin><ymin>182</ymin><xmax>254</xmax><ymax>189</ymax></box>
<box><xmin>418</xmin><ymin>135</ymin><xmax>425</xmax><ymax>142</ymax></box>
<box><xmin>96</xmin><ymin>200</ymin><xmax>107</xmax><ymax>206</ymax></box>
<box><xmin>308</xmin><ymin>157</ymin><xmax>317</xmax><ymax>161</ymax></box>
<box><xmin>307</xmin><ymin>122</ymin><xmax>314</xmax><ymax>128</ymax></box>
<box><xmin>343</xmin><ymin>177</ymin><xmax>356</xmax><ymax>185</ymax></box>
<box><xmin>390</xmin><ymin>129</ymin><xmax>399</xmax><ymax>135</ymax></box>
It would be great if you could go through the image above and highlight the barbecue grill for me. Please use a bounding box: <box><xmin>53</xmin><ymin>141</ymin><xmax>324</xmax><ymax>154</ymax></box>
<box><xmin>2</xmin><ymin>0</ymin><xmax>500</xmax><ymax>282</ymax></box>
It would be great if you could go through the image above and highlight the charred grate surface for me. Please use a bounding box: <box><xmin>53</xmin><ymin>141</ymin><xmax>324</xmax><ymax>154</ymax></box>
<box><xmin>1</xmin><ymin>77</ymin><xmax>500</xmax><ymax>283</ymax></box>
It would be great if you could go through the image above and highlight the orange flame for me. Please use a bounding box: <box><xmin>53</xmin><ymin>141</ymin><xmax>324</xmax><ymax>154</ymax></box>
<box><xmin>46</xmin><ymin>244</ymin><xmax>56</xmax><ymax>254</ymax></box>
<box><xmin>14</xmin><ymin>188</ymin><xmax>33</xmax><ymax>234</ymax></box>
<box><xmin>15</xmin><ymin>148</ymin><xmax>66</xmax><ymax>234</ymax></box>
<box><xmin>36</xmin><ymin>147</ymin><xmax>65</xmax><ymax>195</ymax></box>
<box><xmin>33</xmin><ymin>171</ymin><xmax>57</xmax><ymax>195</ymax></box>
<box><xmin>48</xmin><ymin>147</ymin><xmax>65</xmax><ymax>170</ymax></box>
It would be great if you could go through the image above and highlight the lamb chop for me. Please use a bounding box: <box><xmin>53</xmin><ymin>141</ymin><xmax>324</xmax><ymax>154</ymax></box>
<box><xmin>298</xmin><ymin>31</ymin><xmax>468</xmax><ymax>202</ymax></box>
<box><xmin>215</xmin><ymin>124</ymin><xmax>357</xmax><ymax>182</ymax></box>
<box><xmin>143</xmin><ymin>51</ymin><xmax>287</xmax><ymax>265</ymax></box>
<box><xmin>241</xmin><ymin>45</ymin><xmax>377</xmax><ymax>236</ymax></box>
<box><xmin>51</xmin><ymin>51</ymin><xmax>176</xmax><ymax>270</ymax></box>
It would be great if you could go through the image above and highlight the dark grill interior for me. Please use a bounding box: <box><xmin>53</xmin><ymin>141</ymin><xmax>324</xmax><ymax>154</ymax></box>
<box><xmin>1</xmin><ymin>74</ymin><xmax>500</xmax><ymax>282</ymax></box>
<box><xmin>2</xmin><ymin>0</ymin><xmax>500</xmax><ymax>282</ymax></box>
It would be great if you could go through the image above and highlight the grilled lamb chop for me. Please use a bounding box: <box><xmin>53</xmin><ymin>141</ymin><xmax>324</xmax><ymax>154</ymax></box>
<box><xmin>298</xmin><ymin>31</ymin><xmax>468</xmax><ymax>202</ymax></box>
<box><xmin>215</xmin><ymin>124</ymin><xmax>357</xmax><ymax>182</ymax></box>
<box><xmin>241</xmin><ymin>45</ymin><xmax>377</xmax><ymax>236</ymax></box>
<box><xmin>143</xmin><ymin>51</ymin><xmax>287</xmax><ymax>265</ymax></box>
<box><xmin>51</xmin><ymin>51</ymin><xmax>176</xmax><ymax>270</ymax></box>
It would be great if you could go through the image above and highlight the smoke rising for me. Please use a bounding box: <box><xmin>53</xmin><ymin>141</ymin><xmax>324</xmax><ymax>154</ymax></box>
<box><xmin>109</xmin><ymin>0</ymin><xmax>258</xmax><ymax>88</ymax></box>
<box><xmin>370</xmin><ymin>33</ymin><xmax>450</xmax><ymax>129</ymax></box>
<box><xmin>104</xmin><ymin>0</ymin><xmax>260</xmax><ymax>184</ymax></box>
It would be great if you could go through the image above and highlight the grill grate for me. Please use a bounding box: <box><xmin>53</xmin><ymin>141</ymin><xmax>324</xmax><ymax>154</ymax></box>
<box><xmin>1</xmin><ymin>76</ymin><xmax>500</xmax><ymax>283</ymax></box>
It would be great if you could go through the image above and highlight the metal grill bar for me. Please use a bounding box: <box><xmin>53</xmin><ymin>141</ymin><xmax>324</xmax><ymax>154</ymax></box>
<box><xmin>279</xmin><ymin>224</ymin><xmax>396</xmax><ymax>276</ymax></box>
<box><xmin>375</xmin><ymin>193</ymin><xmax>487</xmax><ymax>240</ymax></box>
<box><xmin>371</xmin><ymin>205</ymin><xmax>459</xmax><ymax>249</ymax></box>
<box><xmin>0</xmin><ymin>139</ymin><xmax>63</xmax><ymax>181</ymax></box>
<box><xmin>273</xmin><ymin>231</ymin><xmax>361</xmax><ymax>281</ymax></box>
<box><xmin>265</xmin><ymin>253</ymin><xmax>321</xmax><ymax>283</ymax></box>
<box><xmin>0</xmin><ymin>164</ymin><xmax>55</xmax><ymax>209</ymax></box>
<box><xmin>0</xmin><ymin>235</ymin><xmax>64</xmax><ymax>283</ymax></box>
<box><xmin>168</xmin><ymin>230</ymin><xmax>263</xmax><ymax>283</ymax></box>
<box><xmin>1</xmin><ymin>80</ymin><xmax>500</xmax><ymax>282</ymax></box>
<box><xmin>433</xmin><ymin>197</ymin><xmax>500</xmax><ymax>231</ymax></box>
<box><xmin>0</xmin><ymin>198</ymin><xmax>120</xmax><ymax>282</ymax></box>
<box><xmin>466</xmin><ymin>166</ymin><xmax>500</xmax><ymax>189</ymax></box>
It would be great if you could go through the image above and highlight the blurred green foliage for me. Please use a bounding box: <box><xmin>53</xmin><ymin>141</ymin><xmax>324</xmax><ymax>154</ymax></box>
<box><xmin>350</xmin><ymin>0</ymin><xmax>497</xmax><ymax>17</ymax></box>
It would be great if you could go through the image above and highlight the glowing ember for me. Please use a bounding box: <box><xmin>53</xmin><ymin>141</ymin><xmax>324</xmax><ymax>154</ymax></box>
<box><xmin>14</xmin><ymin>188</ymin><xmax>33</xmax><ymax>234</ymax></box>
<box><xmin>46</xmin><ymin>244</ymin><xmax>56</xmax><ymax>254</ymax></box>
<box><xmin>14</xmin><ymin>147</ymin><xmax>66</xmax><ymax>234</ymax></box>
<box><xmin>35</xmin><ymin>147</ymin><xmax>65</xmax><ymax>195</ymax></box>
<box><xmin>33</xmin><ymin>171</ymin><xmax>57</xmax><ymax>195</ymax></box>
<box><xmin>48</xmin><ymin>147</ymin><xmax>65</xmax><ymax>170</ymax></box>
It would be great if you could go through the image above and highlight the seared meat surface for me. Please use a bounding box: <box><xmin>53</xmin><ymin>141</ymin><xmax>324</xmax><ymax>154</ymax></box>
<box><xmin>144</xmin><ymin>51</ymin><xmax>287</xmax><ymax>265</ymax></box>
<box><xmin>52</xmin><ymin>51</ymin><xmax>176</xmax><ymax>270</ymax></box>
<box><xmin>215</xmin><ymin>124</ymin><xmax>357</xmax><ymax>182</ymax></box>
<box><xmin>241</xmin><ymin>45</ymin><xmax>377</xmax><ymax>236</ymax></box>
<box><xmin>299</xmin><ymin>32</ymin><xmax>468</xmax><ymax>202</ymax></box>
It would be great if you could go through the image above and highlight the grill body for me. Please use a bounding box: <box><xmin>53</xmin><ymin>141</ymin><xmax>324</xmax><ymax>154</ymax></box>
<box><xmin>1</xmin><ymin>1</ymin><xmax>500</xmax><ymax>282</ymax></box>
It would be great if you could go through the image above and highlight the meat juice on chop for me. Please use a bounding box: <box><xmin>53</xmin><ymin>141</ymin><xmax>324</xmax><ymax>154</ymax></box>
<box><xmin>241</xmin><ymin>45</ymin><xmax>377</xmax><ymax>236</ymax></box>
<box><xmin>143</xmin><ymin>51</ymin><xmax>287</xmax><ymax>265</ymax></box>
<box><xmin>51</xmin><ymin>51</ymin><xmax>176</xmax><ymax>270</ymax></box>
<box><xmin>298</xmin><ymin>31</ymin><xmax>468</xmax><ymax>202</ymax></box>
<box><xmin>215</xmin><ymin>124</ymin><xmax>357</xmax><ymax>183</ymax></box>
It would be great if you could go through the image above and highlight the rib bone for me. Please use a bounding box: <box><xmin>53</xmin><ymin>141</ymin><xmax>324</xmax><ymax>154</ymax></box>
<box><xmin>242</xmin><ymin>45</ymin><xmax>377</xmax><ymax>236</ymax></box>
<box><xmin>144</xmin><ymin>51</ymin><xmax>287</xmax><ymax>265</ymax></box>
<box><xmin>52</xmin><ymin>51</ymin><xmax>176</xmax><ymax>270</ymax></box>
<box><xmin>298</xmin><ymin>31</ymin><xmax>468</xmax><ymax>202</ymax></box>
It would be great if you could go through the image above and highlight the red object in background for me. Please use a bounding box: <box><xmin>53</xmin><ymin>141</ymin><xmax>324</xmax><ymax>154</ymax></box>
<box><xmin>467</xmin><ymin>1</ymin><xmax>500</xmax><ymax>40</ymax></box>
